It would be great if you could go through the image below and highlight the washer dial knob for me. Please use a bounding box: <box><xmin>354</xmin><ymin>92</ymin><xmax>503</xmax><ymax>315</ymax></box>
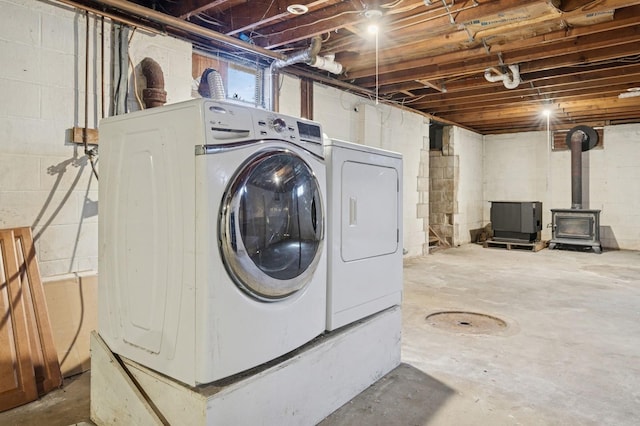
<box><xmin>271</xmin><ymin>117</ymin><xmax>287</xmax><ymax>133</ymax></box>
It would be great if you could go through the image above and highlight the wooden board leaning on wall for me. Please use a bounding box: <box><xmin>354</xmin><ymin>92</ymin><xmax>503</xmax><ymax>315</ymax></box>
<box><xmin>0</xmin><ymin>227</ymin><xmax>62</xmax><ymax>412</ymax></box>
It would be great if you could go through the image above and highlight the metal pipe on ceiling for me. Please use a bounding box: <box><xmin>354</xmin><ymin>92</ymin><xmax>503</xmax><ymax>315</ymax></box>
<box><xmin>54</xmin><ymin>0</ymin><xmax>285</xmax><ymax>61</ymax></box>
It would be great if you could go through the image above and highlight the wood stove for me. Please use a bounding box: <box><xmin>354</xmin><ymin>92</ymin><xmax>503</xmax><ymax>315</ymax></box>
<box><xmin>549</xmin><ymin>125</ymin><xmax>602</xmax><ymax>253</ymax></box>
<box><xmin>549</xmin><ymin>209</ymin><xmax>601</xmax><ymax>253</ymax></box>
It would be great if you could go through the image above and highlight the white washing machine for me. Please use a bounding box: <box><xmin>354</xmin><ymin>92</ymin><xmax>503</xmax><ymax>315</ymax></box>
<box><xmin>324</xmin><ymin>139</ymin><xmax>403</xmax><ymax>331</ymax></box>
<box><xmin>98</xmin><ymin>99</ymin><xmax>327</xmax><ymax>386</ymax></box>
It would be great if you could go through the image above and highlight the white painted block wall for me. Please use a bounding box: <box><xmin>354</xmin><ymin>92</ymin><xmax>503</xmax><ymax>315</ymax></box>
<box><xmin>453</xmin><ymin>127</ymin><xmax>484</xmax><ymax>245</ymax></box>
<box><xmin>484</xmin><ymin>125</ymin><xmax>640</xmax><ymax>250</ymax></box>
<box><xmin>0</xmin><ymin>0</ymin><xmax>192</xmax><ymax>277</ymax></box>
<box><xmin>483</xmin><ymin>131</ymin><xmax>552</xmax><ymax>240</ymax></box>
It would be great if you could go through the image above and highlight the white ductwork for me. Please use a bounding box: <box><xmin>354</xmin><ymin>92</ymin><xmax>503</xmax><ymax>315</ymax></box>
<box><xmin>484</xmin><ymin>64</ymin><xmax>521</xmax><ymax>89</ymax></box>
<box><xmin>310</xmin><ymin>54</ymin><xmax>343</xmax><ymax>74</ymax></box>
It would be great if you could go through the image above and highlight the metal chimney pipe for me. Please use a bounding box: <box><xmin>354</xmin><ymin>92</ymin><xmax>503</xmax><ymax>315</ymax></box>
<box><xmin>570</xmin><ymin>130</ymin><xmax>586</xmax><ymax>209</ymax></box>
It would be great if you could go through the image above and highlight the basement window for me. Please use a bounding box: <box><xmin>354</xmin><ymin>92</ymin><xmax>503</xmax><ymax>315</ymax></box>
<box><xmin>429</xmin><ymin>121</ymin><xmax>445</xmax><ymax>151</ymax></box>
<box><xmin>551</xmin><ymin>128</ymin><xmax>604</xmax><ymax>151</ymax></box>
<box><xmin>227</xmin><ymin>63</ymin><xmax>258</xmax><ymax>102</ymax></box>
<box><xmin>192</xmin><ymin>51</ymin><xmax>266</xmax><ymax>107</ymax></box>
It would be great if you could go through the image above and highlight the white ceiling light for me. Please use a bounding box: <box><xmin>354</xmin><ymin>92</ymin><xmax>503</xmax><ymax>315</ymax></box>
<box><xmin>287</xmin><ymin>4</ymin><xmax>309</xmax><ymax>15</ymax></box>
<box><xmin>365</xmin><ymin>9</ymin><xmax>383</xmax><ymax>34</ymax></box>
<box><xmin>618</xmin><ymin>88</ymin><xmax>640</xmax><ymax>98</ymax></box>
<box><xmin>364</xmin><ymin>9</ymin><xmax>383</xmax><ymax>19</ymax></box>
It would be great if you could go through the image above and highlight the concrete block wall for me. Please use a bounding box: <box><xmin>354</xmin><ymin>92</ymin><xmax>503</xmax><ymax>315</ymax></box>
<box><xmin>417</xmin><ymin>144</ymin><xmax>430</xmax><ymax>253</ymax></box>
<box><xmin>1</xmin><ymin>0</ymin><xmax>100</xmax><ymax>277</ymax></box>
<box><xmin>453</xmin><ymin>126</ymin><xmax>484</xmax><ymax>245</ymax></box>
<box><xmin>0</xmin><ymin>0</ymin><xmax>192</xmax><ymax>278</ymax></box>
<box><xmin>428</xmin><ymin>150</ymin><xmax>456</xmax><ymax>245</ymax></box>
<box><xmin>596</xmin><ymin>125</ymin><xmax>640</xmax><ymax>249</ymax></box>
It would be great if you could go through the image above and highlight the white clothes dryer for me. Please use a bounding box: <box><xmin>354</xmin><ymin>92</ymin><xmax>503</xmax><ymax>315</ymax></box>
<box><xmin>324</xmin><ymin>139</ymin><xmax>403</xmax><ymax>331</ymax></box>
<box><xmin>98</xmin><ymin>99</ymin><xmax>327</xmax><ymax>386</ymax></box>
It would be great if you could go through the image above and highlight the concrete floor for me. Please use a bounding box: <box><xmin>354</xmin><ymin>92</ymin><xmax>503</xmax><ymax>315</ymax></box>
<box><xmin>2</xmin><ymin>243</ymin><xmax>639</xmax><ymax>425</ymax></box>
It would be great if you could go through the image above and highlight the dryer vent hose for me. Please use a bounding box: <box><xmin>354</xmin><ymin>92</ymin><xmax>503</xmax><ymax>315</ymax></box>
<box><xmin>199</xmin><ymin>68</ymin><xmax>226</xmax><ymax>100</ymax></box>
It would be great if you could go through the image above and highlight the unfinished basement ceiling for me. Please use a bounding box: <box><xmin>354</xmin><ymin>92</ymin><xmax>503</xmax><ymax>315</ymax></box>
<box><xmin>66</xmin><ymin>0</ymin><xmax>640</xmax><ymax>134</ymax></box>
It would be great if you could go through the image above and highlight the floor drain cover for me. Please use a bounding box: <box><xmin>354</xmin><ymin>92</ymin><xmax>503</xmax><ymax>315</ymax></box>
<box><xmin>425</xmin><ymin>311</ymin><xmax>507</xmax><ymax>335</ymax></box>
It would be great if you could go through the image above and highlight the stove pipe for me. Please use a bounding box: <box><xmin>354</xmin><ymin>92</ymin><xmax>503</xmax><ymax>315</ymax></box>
<box><xmin>570</xmin><ymin>130</ymin><xmax>586</xmax><ymax>209</ymax></box>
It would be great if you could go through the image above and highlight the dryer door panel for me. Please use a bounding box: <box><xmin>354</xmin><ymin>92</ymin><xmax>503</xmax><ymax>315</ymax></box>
<box><xmin>341</xmin><ymin>161</ymin><xmax>398</xmax><ymax>262</ymax></box>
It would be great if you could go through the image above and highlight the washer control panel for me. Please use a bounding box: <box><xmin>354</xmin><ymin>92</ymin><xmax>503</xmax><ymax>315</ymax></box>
<box><xmin>203</xmin><ymin>100</ymin><xmax>323</xmax><ymax>149</ymax></box>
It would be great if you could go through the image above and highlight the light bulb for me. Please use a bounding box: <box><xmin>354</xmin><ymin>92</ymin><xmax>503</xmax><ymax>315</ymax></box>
<box><xmin>364</xmin><ymin>9</ymin><xmax>382</xmax><ymax>35</ymax></box>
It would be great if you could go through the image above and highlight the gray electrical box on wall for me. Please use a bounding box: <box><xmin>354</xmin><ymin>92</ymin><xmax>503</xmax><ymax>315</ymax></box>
<box><xmin>490</xmin><ymin>201</ymin><xmax>542</xmax><ymax>242</ymax></box>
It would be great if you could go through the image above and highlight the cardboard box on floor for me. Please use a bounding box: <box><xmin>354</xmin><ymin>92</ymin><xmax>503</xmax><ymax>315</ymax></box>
<box><xmin>43</xmin><ymin>273</ymin><xmax>97</xmax><ymax>378</ymax></box>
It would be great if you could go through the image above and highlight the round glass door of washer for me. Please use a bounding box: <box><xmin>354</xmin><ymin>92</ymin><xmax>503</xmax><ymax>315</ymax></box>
<box><xmin>219</xmin><ymin>149</ymin><xmax>324</xmax><ymax>301</ymax></box>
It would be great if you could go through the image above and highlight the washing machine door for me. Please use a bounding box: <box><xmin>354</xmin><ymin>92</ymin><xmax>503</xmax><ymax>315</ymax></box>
<box><xmin>220</xmin><ymin>148</ymin><xmax>324</xmax><ymax>301</ymax></box>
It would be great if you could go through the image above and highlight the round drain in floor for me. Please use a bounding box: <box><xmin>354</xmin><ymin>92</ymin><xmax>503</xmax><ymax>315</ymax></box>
<box><xmin>425</xmin><ymin>311</ymin><xmax>508</xmax><ymax>335</ymax></box>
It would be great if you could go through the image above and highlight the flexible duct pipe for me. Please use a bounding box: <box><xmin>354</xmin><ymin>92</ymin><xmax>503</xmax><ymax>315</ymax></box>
<box><xmin>196</xmin><ymin>68</ymin><xmax>226</xmax><ymax>100</ymax></box>
<box><xmin>483</xmin><ymin>69</ymin><xmax>503</xmax><ymax>83</ymax></box>
<box><xmin>271</xmin><ymin>36</ymin><xmax>343</xmax><ymax>74</ymax></box>
<box><xmin>206</xmin><ymin>69</ymin><xmax>226</xmax><ymax>100</ymax></box>
<box><xmin>503</xmin><ymin>64</ymin><xmax>521</xmax><ymax>89</ymax></box>
<box><xmin>271</xmin><ymin>36</ymin><xmax>322</xmax><ymax>70</ymax></box>
<box><xmin>254</xmin><ymin>69</ymin><xmax>264</xmax><ymax>108</ymax></box>
<box><xmin>484</xmin><ymin>64</ymin><xmax>520</xmax><ymax>89</ymax></box>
